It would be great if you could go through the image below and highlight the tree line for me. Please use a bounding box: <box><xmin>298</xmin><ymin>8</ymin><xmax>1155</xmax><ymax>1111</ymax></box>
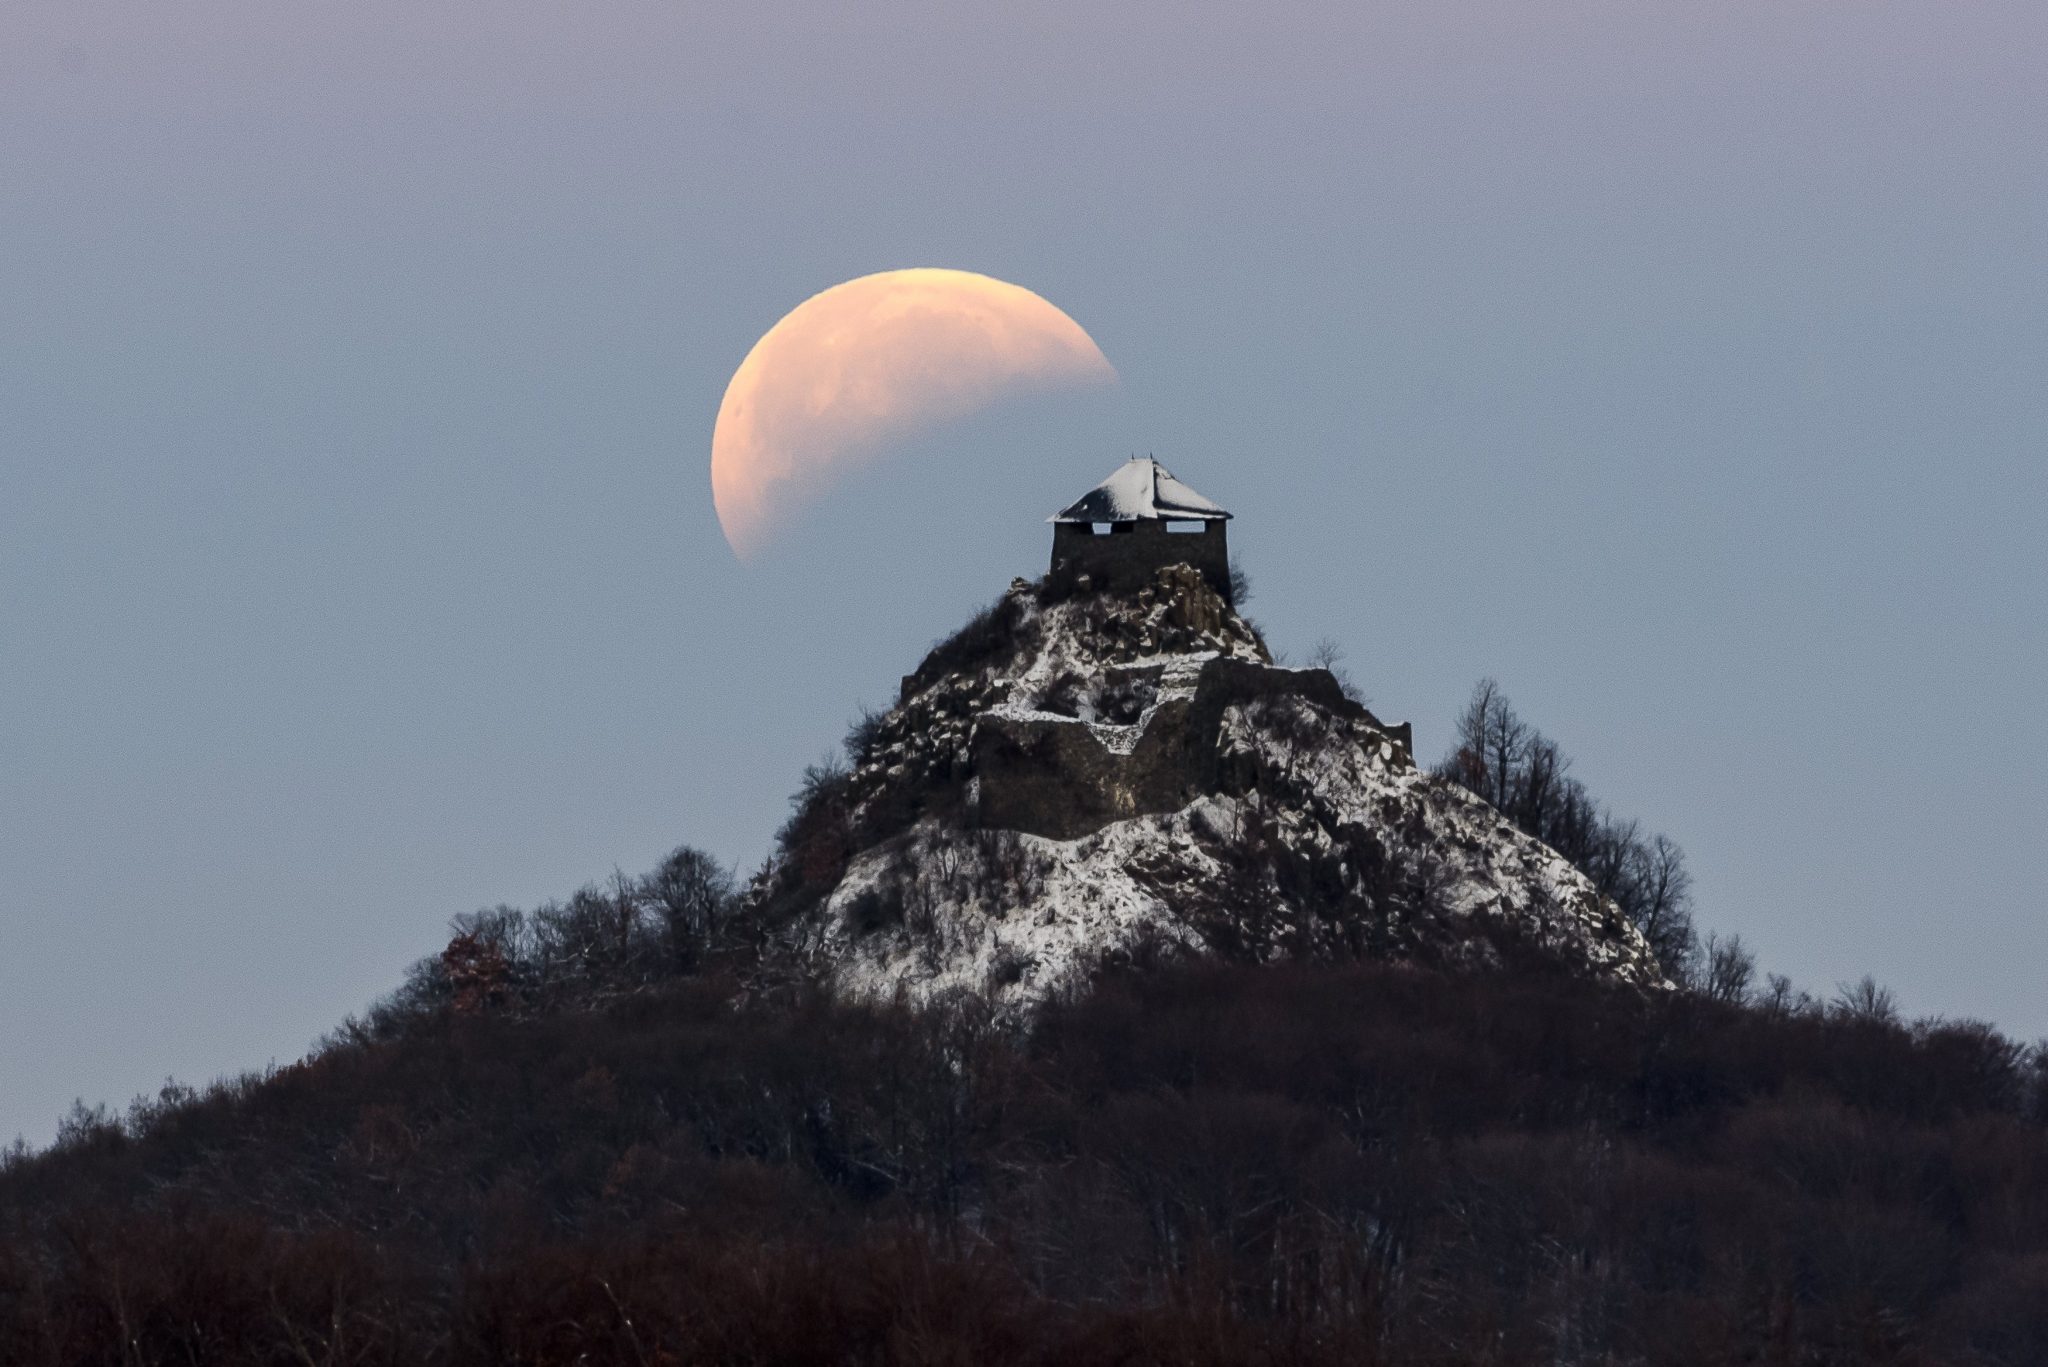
<box><xmin>5</xmin><ymin>952</ymin><xmax>2046</xmax><ymax>1365</ymax></box>
<box><xmin>1439</xmin><ymin>677</ymin><xmax>1707</xmax><ymax>980</ymax></box>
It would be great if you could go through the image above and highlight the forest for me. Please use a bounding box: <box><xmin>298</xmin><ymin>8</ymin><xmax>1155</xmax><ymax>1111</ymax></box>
<box><xmin>3</xmin><ymin>685</ymin><xmax>2043</xmax><ymax>1365</ymax></box>
<box><xmin>6</xmin><ymin>952</ymin><xmax>2046</xmax><ymax>1365</ymax></box>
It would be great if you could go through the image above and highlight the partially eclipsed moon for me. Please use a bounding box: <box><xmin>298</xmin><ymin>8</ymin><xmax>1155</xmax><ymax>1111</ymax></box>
<box><xmin>711</xmin><ymin>268</ymin><xmax>1117</xmax><ymax>558</ymax></box>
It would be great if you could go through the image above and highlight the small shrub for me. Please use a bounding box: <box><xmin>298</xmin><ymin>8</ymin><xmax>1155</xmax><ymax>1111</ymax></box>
<box><xmin>843</xmin><ymin>705</ymin><xmax>889</xmax><ymax>766</ymax></box>
<box><xmin>905</xmin><ymin>593</ymin><xmax>1036</xmax><ymax>698</ymax></box>
<box><xmin>844</xmin><ymin>886</ymin><xmax>903</xmax><ymax>937</ymax></box>
<box><xmin>1227</xmin><ymin>557</ymin><xmax>1253</xmax><ymax>606</ymax></box>
<box><xmin>987</xmin><ymin>942</ymin><xmax>1035</xmax><ymax>989</ymax></box>
<box><xmin>1039</xmin><ymin>670</ymin><xmax>1087</xmax><ymax>717</ymax></box>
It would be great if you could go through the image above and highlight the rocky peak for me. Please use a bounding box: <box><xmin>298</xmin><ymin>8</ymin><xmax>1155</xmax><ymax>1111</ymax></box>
<box><xmin>754</xmin><ymin>564</ymin><xmax>1668</xmax><ymax>1007</ymax></box>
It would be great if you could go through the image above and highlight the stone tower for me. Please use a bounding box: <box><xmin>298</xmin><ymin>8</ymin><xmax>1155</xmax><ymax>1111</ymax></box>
<box><xmin>1047</xmin><ymin>457</ymin><xmax>1233</xmax><ymax>601</ymax></box>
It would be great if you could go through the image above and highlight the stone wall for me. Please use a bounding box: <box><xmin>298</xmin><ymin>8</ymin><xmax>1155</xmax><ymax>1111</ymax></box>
<box><xmin>1049</xmin><ymin>519</ymin><xmax>1232</xmax><ymax>601</ymax></box>
<box><xmin>973</xmin><ymin>655</ymin><xmax>1415</xmax><ymax>841</ymax></box>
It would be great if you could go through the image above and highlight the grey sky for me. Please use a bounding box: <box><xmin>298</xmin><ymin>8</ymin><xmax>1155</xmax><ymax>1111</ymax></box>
<box><xmin>4</xmin><ymin>1</ymin><xmax>2044</xmax><ymax>1146</ymax></box>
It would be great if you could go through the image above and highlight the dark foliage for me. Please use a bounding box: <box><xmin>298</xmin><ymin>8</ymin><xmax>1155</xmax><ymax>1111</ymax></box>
<box><xmin>756</xmin><ymin>757</ymin><xmax>859</xmax><ymax>920</ymax></box>
<box><xmin>5</xmin><ymin>953</ymin><xmax>2046</xmax><ymax>1364</ymax></box>
<box><xmin>902</xmin><ymin>590</ymin><xmax>1038</xmax><ymax>700</ymax></box>
<box><xmin>842</xmin><ymin>703</ymin><xmax>891</xmax><ymax>768</ymax></box>
<box><xmin>312</xmin><ymin>848</ymin><xmax>741</xmax><ymax>1045</ymax></box>
<box><xmin>1306</xmin><ymin>636</ymin><xmax>1367</xmax><ymax>705</ymax></box>
<box><xmin>1440</xmin><ymin>679</ymin><xmax>1699</xmax><ymax>977</ymax></box>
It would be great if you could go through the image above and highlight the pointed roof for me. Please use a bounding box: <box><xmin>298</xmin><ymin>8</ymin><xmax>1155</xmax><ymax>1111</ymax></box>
<box><xmin>1048</xmin><ymin>457</ymin><xmax>1231</xmax><ymax>524</ymax></box>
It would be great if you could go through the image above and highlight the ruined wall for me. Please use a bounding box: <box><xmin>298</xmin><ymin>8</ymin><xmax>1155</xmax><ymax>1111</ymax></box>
<box><xmin>1049</xmin><ymin>520</ymin><xmax>1232</xmax><ymax>602</ymax></box>
<box><xmin>973</xmin><ymin>656</ymin><xmax>1415</xmax><ymax>841</ymax></box>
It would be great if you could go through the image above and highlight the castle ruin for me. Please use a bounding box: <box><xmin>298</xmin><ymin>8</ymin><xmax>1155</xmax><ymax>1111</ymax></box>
<box><xmin>1047</xmin><ymin>457</ymin><xmax>1233</xmax><ymax>602</ymax></box>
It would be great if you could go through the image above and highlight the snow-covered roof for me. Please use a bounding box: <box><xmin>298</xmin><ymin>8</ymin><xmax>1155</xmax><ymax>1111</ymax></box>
<box><xmin>1048</xmin><ymin>457</ymin><xmax>1231</xmax><ymax>524</ymax></box>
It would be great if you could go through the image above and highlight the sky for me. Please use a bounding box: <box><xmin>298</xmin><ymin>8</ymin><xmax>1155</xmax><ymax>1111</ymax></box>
<box><xmin>3</xmin><ymin>0</ymin><xmax>2044</xmax><ymax>1147</ymax></box>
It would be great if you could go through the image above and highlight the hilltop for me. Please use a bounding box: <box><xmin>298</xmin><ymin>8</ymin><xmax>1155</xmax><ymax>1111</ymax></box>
<box><xmin>745</xmin><ymin>565</ymin><xmax>1666</xmax><ymax>1004</ymax></box>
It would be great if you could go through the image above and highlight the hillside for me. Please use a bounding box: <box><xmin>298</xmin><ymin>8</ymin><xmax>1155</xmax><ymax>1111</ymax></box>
<box><xmin>747</xmin><ymin>565</ymin><xmax>1666</xmax><ymax>1003</ymax></box>
<box><xmin>5</xmin><ymin>571</ymin><xmax>2046</xmax><ymax>1365</ymax></box>
<box><xmin>5</xmin><ymin>960</ymin><xmax>2046</xmax><ymax>1365</ymax></box>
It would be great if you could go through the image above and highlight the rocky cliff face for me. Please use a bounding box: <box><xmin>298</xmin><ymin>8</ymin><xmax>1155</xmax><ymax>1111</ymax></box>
<box><xmin>751</xmin><ymin>565</ymin><xmax>1667</xmax><ymax>1005</ymax></box>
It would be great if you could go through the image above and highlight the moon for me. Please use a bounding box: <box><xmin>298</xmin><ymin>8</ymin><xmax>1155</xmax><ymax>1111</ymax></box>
<box><xmin>710</xmin><ymin>268</ymin><xmax>1117</xmax><ymax>558</ymax></box>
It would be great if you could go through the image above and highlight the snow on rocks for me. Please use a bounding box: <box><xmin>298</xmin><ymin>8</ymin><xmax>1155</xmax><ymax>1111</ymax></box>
<box><xmin>759</xmin><ymin>564</ymin><xmax>1668</xmax><ymax>1010</ymax></box>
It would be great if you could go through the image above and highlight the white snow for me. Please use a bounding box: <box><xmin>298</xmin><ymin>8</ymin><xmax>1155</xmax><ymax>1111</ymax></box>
<box><xmin>1048</xmin><ymin>457</ymin><xmax>1231</xmax><ymax>524</ymax></box>
<box><xmin>782</xmin><ymin>569</ymin><xmax>1668</xmax><ymax>1011</ymax></box>
<box><xmin>818</xmin><ymin>804</ymin><xmax>1230</xmax><ymax>1008</ymax></box>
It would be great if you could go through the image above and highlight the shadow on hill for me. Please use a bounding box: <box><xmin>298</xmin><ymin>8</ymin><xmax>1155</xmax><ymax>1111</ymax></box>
<box><xmin>5</xmin><ymin>957</ymin><xmax>2046</xmax><ymax>1365</ymax></box>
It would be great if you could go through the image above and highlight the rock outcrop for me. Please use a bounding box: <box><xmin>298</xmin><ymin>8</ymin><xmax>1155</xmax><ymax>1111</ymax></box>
<box><xmin>751</xmin><ymin>565</ymin><xmax>1668</xmax><ymax>1006</ymax></box>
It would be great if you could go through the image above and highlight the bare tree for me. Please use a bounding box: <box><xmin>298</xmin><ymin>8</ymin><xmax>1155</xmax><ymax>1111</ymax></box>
<box><xmin>643</xmin><ymin>846</ymin><xmax>732</xmax><ymax>969</ymax></box>
<box><xmin>1439</xmin><ymin>679</ymin><xmax>1698</xmax><ymax>979</ymax></box>
<box><xmin>1833</xmin><ymin>975</ymin><xmax>1900</xmax><ymax>1023</ymax></box>
<box><xmin>1446</xmin><ymin>678</ymin><xmax>1541</xmax><ymax>815</ymax></box>
<box><xmin>1756</xmin><ymin>973</ymin><xmax>1806</xmax><ymax>1016</ymax></box>
<box><xmin>1693</xmin><ymin>932</ymin><xmax>1756</xmax><ymax>1005</ymax></box>
<box><xmin>1306</xmin><ymin>637</ymin><xmax>1368</xmax><ymax>706</ymax></box>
